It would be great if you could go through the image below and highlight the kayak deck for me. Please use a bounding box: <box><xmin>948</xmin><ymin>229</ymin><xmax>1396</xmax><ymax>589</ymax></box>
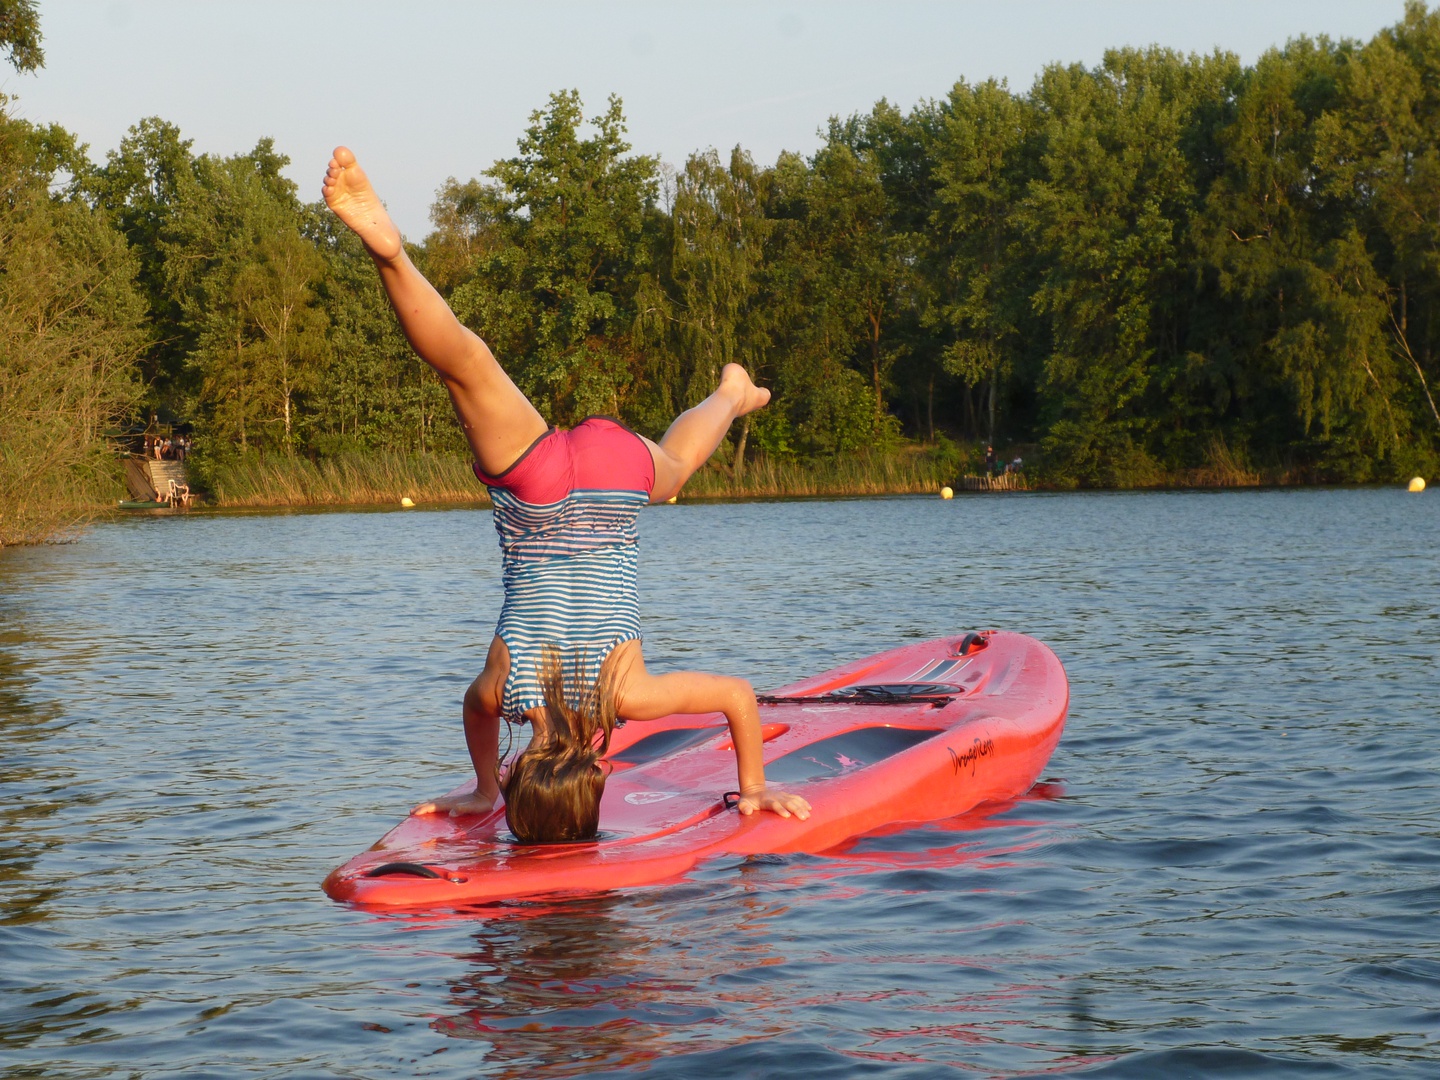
<box><xmin>323</xmin><ymin>631</ymin><xmax>1068</xmax><ymax>909</ymax></box>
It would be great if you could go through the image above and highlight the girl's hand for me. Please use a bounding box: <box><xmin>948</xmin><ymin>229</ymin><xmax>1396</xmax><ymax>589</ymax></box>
<box><xmin>413</xmin><ymin>790</ymin><xmax>497</xmax><ymax>818</ymax></box>
<box><xmin>737</xmin><ymin>786</ymin><xmax>812</xmax><ymax>820</ymax></box>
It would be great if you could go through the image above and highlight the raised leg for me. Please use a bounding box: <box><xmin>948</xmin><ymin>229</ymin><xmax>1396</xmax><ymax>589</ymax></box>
<box><xmin>322</xmin><ymin>146</ymin><xmax>547</xmax><ymax>476</ymax></box>
<box><xmin>645</xmin><ymin>364</ymin><xmax>771</xmax><ymax>502</ymax></box>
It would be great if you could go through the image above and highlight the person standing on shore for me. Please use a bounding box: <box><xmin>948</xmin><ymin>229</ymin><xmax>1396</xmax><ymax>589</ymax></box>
<box><xmin>321</xmin><ymin>146</ymin><xmax>810</xmax><ymax>842</ymax></box>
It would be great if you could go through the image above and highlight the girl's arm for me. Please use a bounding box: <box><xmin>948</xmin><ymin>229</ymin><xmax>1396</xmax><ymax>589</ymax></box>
<box><xmin>613</xmin><ymin>656</ymin><xmax>811</xmax><ymax>820</ymax></box>
<box><xmin>413</xmin><ymin>642</ymin><xmax>507</xmax><ymax>817</ymax></box>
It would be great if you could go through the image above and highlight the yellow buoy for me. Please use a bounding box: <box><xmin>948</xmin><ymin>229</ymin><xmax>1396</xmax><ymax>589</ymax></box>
<box><xmin>667</xmin><ymin>495</ymin><xmax>678</xmax><ymax>504</ymax></box>
<box><xmin>400</xmin><ymin>497</ymin><xmax>416</xmax><ymax>508</ymax></box>
<box><xmin>1409</xmin><ymin>477</ymin><xmax>1426</xmax><ymax>493</ymax></box>
<box><xmin>940</xmin><ymin>486</ymin><xmax>954</xmax><ymax>500</ymax></box>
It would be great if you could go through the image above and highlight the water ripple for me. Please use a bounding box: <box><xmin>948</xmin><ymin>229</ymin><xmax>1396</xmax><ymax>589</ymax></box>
<box><xmin>1</xmin><ymin>489</ymin><xmax>1437</xmax><ymax>1076</ymax></box>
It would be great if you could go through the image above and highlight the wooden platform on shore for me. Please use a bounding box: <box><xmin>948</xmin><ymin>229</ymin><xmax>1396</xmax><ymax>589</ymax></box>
<box><xmin>147</xmin><ymin>460</ymin><xmax>189</xmax><ymax>494</ymax></box>
<box><xmin>958</xmin><ymin>473</ymin><xmax>1028</xmax><ymax>492</ymax></box>
<box><xmin>121</xmin><ymin>457</ymin><xmax>195</xmax><ymax>507</ymax></box>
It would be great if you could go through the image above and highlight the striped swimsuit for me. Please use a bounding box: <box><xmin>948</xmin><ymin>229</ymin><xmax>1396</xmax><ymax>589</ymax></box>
<box><xmin>474</xmin><ymin>417</ymin><xmax>656</xmax><ymax>722</ymax></box>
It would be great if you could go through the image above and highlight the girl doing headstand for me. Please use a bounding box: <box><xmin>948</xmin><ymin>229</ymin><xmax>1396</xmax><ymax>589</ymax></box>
<box><xmin>322</xmin><ymin>147</ymin><xmax>811</xmax><ymax>841</ymax></box>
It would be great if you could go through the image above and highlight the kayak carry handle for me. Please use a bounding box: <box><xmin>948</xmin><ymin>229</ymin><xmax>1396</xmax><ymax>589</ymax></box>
<box><xmin>364</xmin><ymin>861</ymin><xmax>442</xmax><ymax>879</ymax></box>
<box><xmin>723</xmin><ymin>791</ymin><xmax>741</xmax><ymax>810</ymax></box>
<box><xmin>958</xmin><ymin>632</ymin><xmax>987</xmax><ymax>655</ymax></box>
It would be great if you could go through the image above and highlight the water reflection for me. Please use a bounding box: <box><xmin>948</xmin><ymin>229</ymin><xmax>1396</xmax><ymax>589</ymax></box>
<box><xmin>410</xmin><ymin>792</ymin><xmax>1096</xmax><ymax>1078</ymax></box>
<box><xmin>427</xmin><ymin>888</ymin><xmax>791</xmax><ymax>1075</ymax></box>
<box><xmin>0</xmin><ymin>562</ymin><xmax>80</xmax><ymax>1054</ymax></box>
<box><xmin>0</xmin><ymin>564</ymin><xmax>67</xmax><ymax>932</ymax></box>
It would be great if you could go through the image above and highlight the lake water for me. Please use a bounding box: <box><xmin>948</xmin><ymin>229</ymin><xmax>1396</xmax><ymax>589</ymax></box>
<box><xmin>1</xmin><ymin>489</ymin><xmax>1437</xmax><ymax>1078</ymax></box>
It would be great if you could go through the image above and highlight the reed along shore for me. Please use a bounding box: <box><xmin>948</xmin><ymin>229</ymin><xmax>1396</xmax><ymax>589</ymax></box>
<box><xmin>182</xmin><ymin>449</ymin><xmax>958</xmax><ymax>509</ymax></box>
<box><xmin>131</xmin><ymin>444</ymin><xmax>1355</xmax><ymax>515</ymax></box>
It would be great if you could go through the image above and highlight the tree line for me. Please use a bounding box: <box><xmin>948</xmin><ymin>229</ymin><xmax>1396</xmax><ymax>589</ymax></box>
<box><xmin>3</xmin><ymin>3</ymin><xmax>1439</xmax><ymax>544</ymax></box>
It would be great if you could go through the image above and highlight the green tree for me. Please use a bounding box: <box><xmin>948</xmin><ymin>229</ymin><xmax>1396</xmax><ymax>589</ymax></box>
<box><xmin>665</xmin><ymin>147</ymin><xmax>771</xmax><ymax>474</ymax></box>
<box><xmin>449</xmin><ymin>91</ymin><xmax>659</xmax><ymax>426</ymax></box>
<box><xmin>752</xmin><ymin>138</ymin><xmax>906</xmax><ymax>457</ymax></box>
<box><xmin>927</xmin><ymin>79</ymin><xmax>1036</xmax><ymax>445</ymax></box>
<box><xmin>0</xmin><ymin>0</ymin><xmax>41</xmax><ymax>73</ymax></box>
<box><xmin>160</xmin><ymin>142</ymin><xmax>328</xmax><ymax>453</ymax></box>
<box><xmin>1315</xmin><ymin>2</ymin><xmax>1440</xmax><ymax>466</ymax></box>
<box><xmin>0</xmin><ymin>108</ymin><xmax>146</xmax><ymax>545</ymax></box>
<box><xmin>810</xmin><ymin>130</ymin><xmax>906</xmax><ymax>427</ymax></box>
<box><xmin>235</xmin><ymin>226</ymin><xmax>329</xmax><ymax>446</ymax></box>
<box><xmin>829</xmin><ymin>99</ymin><xmax>949</xmax><ymax>441</ymax></box>
<box><xmin>1023</xmin><ymin>48</ymin><xmax>1234</xmax><ymax>485</ymax></box>
<box><xmin>308</xmin><ymin>220</ymin><xmax>460</xmax><ymax>456</ymax></box>
<box><xmin>424</xmin><ymin>176</ymin><xmax>503</xmax><ymax>292</ymax></box>
<box><xmin>1192</xmin><ymin>35</ymin><xmax>1413</xmax><ymax>478</ymax></box>
<box><xmin>87</xmin><ymin>118</ymin><xmax>200</xmax><ymax>406</ymax></box>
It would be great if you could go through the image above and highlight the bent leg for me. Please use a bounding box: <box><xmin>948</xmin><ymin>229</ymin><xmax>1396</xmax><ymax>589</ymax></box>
<box><xmin>646</xmin><ymin>364</ymin><xmax>771</xmax><ymax>502</ymax></box>
<box><xmin>323</xmin><ymin>147</ymin><xmax>546</xmax><ymax>475</ymax></box>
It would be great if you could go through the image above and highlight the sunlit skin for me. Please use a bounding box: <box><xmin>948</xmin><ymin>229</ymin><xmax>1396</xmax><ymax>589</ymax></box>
<box><xmin>322</xmin><ymin>147</ymin><xmax>810</xmax><ymax>824</ymax></box>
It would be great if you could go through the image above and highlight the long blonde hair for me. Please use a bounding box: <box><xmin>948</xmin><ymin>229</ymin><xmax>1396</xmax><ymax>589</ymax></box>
<box><xmin>502</xmin><ymin>646</ymin><xmax>618</xmax><ymax>843</ymax></box>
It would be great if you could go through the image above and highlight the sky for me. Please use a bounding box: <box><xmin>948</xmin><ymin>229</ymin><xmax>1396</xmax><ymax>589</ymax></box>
<box><xmin>4</xmin><ymin>0</ymin><xmax>1416</xmax><ymax>238</ymax></box>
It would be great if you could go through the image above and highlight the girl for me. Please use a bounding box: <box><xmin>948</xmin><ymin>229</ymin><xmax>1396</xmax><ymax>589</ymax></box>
<box><xmin>322</xmin><ymin>147</ymin><xmax>810</xmax><ymax>842</ymax></box>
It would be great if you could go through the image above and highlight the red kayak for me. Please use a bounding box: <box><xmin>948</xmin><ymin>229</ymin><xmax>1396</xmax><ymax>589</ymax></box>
<box><xmin>322</xmin><ymin>630</ymin><xmax>1068</xmax><ymax>909</ymax></box>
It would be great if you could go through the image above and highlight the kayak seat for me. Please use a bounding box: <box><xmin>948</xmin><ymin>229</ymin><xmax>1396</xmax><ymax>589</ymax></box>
<box><xmin>609</xmin><ymin>725</ymin><xmax>727</xmax><ymax>766</ymax></box>
<box><xmin>764</xmin><ymin>726</ymin><xmax>943</xmax><ymax>783</ymax></box>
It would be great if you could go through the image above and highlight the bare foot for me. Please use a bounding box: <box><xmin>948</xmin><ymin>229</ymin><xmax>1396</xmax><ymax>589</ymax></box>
<box><xmin>719</xmin><ymin>363</ymin><xmax>771</xmax><ymax>416</ymax></box>
<box><xmin>322</xmin><ymin>146</ymin><xmax>403</xmax><ymax>262</ymax></box>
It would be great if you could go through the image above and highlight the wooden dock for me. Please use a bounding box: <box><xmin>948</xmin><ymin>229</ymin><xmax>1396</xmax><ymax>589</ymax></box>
<box><xmin>958</xmin><ymin>473</ymin><xmax>1028</xmax><ymax>492</ymax></box>
<box><xmin>147</xmin><ymin>460</ymin><xmax>189</xmax><ymax>494</ymax></box>
<box><xmin>122</xmin><ymin>457</ymin><xmax>195</xmax><ymax>507</ymax></box>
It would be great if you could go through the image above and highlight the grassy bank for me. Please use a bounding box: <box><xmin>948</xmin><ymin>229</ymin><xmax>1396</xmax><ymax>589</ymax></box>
<box><xmin>185</xmin><ymin>448</ymin><xmax>959</xmax><ymax>509</ymax></box>
<box><xmin>1</xmin><ymin>448</ymin><xmax>122</xmax><ymax>548</ymax></box>
<box><xmin>138</xmin><ymin>444</ymin><xmax>1420</xmax><ymax>515</ymax></box>
<box><xmin>195</xmin><ymin>451</ymin><xmax>488</xmax><ymax>508</ymax></box>
<box><xmin>680</xmin><ymin>452</ymin><xmax>953</xmax><ymax>499</ymax></box>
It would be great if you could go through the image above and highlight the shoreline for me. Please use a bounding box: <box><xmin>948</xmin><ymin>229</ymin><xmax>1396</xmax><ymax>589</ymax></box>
<box><xmin>102</xmin><ymin>473</ymin><xmax>1424</xmax><ymax>518</ymax></box>
<box><xmin>110</xmin><ymin>444</ymin><xmax>1430</xmax><ymax>516</ymax></box>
